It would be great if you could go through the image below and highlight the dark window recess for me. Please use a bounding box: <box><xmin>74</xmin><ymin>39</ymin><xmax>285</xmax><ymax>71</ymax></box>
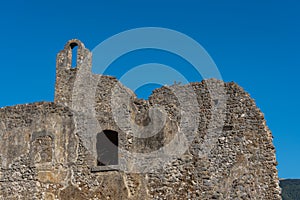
<box><xmin>223</xmin><ymin>125</ymin><xmax>233</xmax><ymax>131</ymax></box>
<box><xmin>96</xmin><ymin>130</ymin><xmax>118</xmax><ymax>166</ymax></box>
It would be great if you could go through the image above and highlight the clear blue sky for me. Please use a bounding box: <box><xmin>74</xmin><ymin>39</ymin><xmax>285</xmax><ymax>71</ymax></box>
<box><xmin>0</xmin><ymin>0</ymin><xmax>299</xmax><ymax>178</ymax></box>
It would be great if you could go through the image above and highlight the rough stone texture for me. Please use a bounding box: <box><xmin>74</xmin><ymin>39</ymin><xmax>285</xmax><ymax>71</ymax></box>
<box><xmin>0</xmin><ymin>39</ymin><xmax>281</xmax><ymax>199</ymax></box>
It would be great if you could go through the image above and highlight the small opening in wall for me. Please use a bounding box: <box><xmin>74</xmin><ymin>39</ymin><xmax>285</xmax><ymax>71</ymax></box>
<box><xmin>213</xmin><ymin>99</ymin><xmax>219</xmax><ymax>105</ymax></box>
<box><xmin>96</xmin><ymin>130</ymin><xmax>118</xmax><ymax>166</ymax></box>
<box><xmin>70</xmin><ymin>43</ymin><xmax>78</xmax><ymax>68</ymax></box>
<box><xmin>223</xmin><ymin>125</ymin><xmax>233</xmax><ymax>131</ymax></box>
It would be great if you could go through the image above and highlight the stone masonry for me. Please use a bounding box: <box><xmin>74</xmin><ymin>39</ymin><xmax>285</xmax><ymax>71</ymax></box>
<box><xmin>0</xmin><ymin>39</ymin><xmax>281</xmax><ymax>199</ymax></box>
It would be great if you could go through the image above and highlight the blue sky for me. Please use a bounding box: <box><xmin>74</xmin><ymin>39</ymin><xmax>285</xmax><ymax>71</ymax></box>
<box><xmin>0</xmin><ymin>0</ymin><xmax>299</xmax><ymax>178</ymax></box>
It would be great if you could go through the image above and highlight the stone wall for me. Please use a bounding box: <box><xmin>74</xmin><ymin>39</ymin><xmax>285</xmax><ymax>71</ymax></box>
<box><xmin>0</xmin><ymin>39</ymin><xmax>281</xmax><ymax>199</ymax></box>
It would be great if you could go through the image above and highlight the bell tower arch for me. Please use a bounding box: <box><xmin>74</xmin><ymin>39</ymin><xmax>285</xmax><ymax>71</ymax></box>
<box><xmin>54</xmin><ymin>39</ymin><xmax>92</xmax><ymax>106</ymax></box>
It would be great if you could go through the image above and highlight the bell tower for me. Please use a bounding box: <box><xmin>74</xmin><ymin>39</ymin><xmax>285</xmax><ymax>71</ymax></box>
<box><xmin>54</xmin><ymin>39</ymin><xmax>92</xmax><ymax>107</ymax></box>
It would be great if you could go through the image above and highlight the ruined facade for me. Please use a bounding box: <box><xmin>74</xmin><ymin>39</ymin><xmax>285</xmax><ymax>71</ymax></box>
<box><xmin>0</xmin><ymin>39</ymin><xmax>281</xmax><ymax>199</ymax></box>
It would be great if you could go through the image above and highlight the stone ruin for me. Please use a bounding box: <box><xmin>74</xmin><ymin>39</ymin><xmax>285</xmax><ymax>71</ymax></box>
<box><xmin>0</xmin><ymin>39</ymin><xmax>281</xmax><ymax>199</ymax></box>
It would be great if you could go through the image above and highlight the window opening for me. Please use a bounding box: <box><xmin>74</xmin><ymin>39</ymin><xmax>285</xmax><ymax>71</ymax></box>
<box><xmin>96</xmin><ymin>130</ymin><xmax>118</xmax><ymax>166</ymax></box>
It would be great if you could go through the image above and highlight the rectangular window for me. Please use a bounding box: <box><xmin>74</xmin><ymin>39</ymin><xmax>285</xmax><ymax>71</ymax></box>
<box><xmin>96</xmin><ymin>130</ymin><xmax>118</xmax><ymax>166</ymax></box>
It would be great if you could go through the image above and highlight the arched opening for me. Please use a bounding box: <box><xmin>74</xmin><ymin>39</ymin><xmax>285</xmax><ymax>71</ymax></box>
<box><xmin>70</xmin><ymin>42</ymin><xmax>78</xmax><ymax>68</ymax></box>
<box><xmin>96</xmin><ymin>130</ymin><xmax>118</xmax><ymax>166</ymax></box>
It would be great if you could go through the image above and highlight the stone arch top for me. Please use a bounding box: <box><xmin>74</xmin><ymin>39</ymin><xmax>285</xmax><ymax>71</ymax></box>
<box><xmin>64</xmin><ymin>39</ymin><xmax>85</xmax><ymax>50</ymax></box>
<box><xmin>56</xmin><ymin>39</ymin><xmax>91</xmax><ymax>70</ymax></box>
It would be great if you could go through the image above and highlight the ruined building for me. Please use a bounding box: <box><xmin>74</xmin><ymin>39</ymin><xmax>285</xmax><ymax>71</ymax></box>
<box><xmin>0</xmin><ymin>39</ymin><xmax>281</xmax><ymax>199</ymax></box>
